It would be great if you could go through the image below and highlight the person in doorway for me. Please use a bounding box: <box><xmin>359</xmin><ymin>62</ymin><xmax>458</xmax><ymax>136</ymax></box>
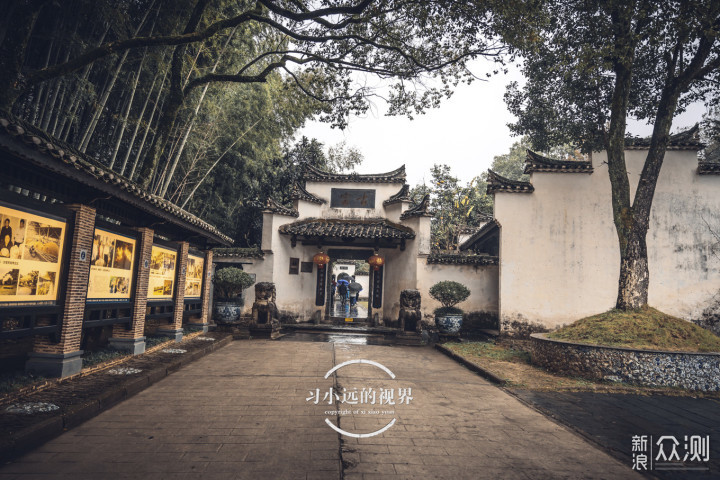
<box><xmin>348</xmin><ymin>276</ymin><xmax>362</xmax><ymax>307</ymax></box>
<box><xmin>337</xmin><ymin>278</ymin><xmax>349</xmax><ymax>308</ymax></box>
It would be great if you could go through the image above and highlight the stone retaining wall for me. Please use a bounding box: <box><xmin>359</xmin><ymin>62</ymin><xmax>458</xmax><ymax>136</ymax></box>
<box><xmin>530</xmin><ymin>333</ymin><xmax>720</xmax><ymax>392</ymax></box>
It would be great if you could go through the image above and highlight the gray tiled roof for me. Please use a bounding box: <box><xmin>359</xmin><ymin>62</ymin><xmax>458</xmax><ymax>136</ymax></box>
<box><xmin>486</xmin><ymin>170</ymin><xmax>534</xmax><ymax>194</ymax></box>
<box><xmin>400</xmin><ymin>194</ymin><xmax>432</xmax><ymax>220</ymax></box>
<box><xmin>524</xmin><ymin>150</ymin><xmax>593</xmax><ymax>174</ymax></box>
<box><xmin>279</xmin><ymin>218</ymin><xmax>415</xmax><ymax>239</ymax></box>
<box><xmin>383</xmin><ymin>184</ymin><xmax>411</xmax><ymax>206</ymax></box>
<box><xmin>263</xmin><ymin>197</ymin><xmax>299</xmax><ymax>217</ymax></box>
<box><xmin>625</xmin><ymin>124</ymin><xmax>704</xmax><ymax>150</ymax></box>
<box><xmin>291</xmin><ymin>183</ymin><xmax>326</xmax><ymax>204</ymax></box>
<box><xmin>427</xmin><ymin>252</ymin><xmax>498</xmax><ymax>266</ymax></box>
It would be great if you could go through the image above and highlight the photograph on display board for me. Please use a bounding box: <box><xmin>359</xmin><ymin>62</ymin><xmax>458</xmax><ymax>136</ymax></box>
<box><xmin>0</xmin><ymin>267</ymin><xmax>19</xmax><ymax>295</ymax></box>
<box><xmin>148</xmin><ymin>245</ymin><xmax>176</xmax><ymax>300</ymax></box>
<box><xmin>0</xmin><ymin>214</ymin><xmax>27</xmax><ymax>260</ymax></box>
<box><xmin>22</xmin><ymin>221</ymin><xmax>62</xmax><ymax>263</ymax></box>
<box><xmin>0</xmin><ymin>204</ymin><xmax>65</xmax><ymax>304</ymax></box>
<box><xmin>184</xmin><ymin>255</ymin><xmax>204</xmax><ymax>298</ymax></box>
<box><xmin>87</xmin><ymin>229</ymin><xmax>136</xmax><ymax>301</ymax></box>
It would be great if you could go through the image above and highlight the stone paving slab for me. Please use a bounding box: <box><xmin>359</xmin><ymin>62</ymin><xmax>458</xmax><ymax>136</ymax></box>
<box><xmin>511</xmin><ymin>390</ymin><xmax>720</xmax><ymax>480</ymax></box>
<box><xmin>0</xmin><ymin>340</ymin><xmax>639</xmax><ymax>479</ymax></box>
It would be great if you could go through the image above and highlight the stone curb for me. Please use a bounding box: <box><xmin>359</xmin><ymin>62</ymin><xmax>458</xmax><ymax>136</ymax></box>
<box><xmin>434</xmin><ymin>344</ymin><xmax>507</xmax><ymax>386</ymax></box>
<box><xmin>0</xmin><ymin>335</ymin><xmax>233</xmax><ymax>464</ymax></box>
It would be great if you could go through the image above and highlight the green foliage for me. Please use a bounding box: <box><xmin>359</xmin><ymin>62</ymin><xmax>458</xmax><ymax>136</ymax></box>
<box><xmin>412</xmin><ymin>164</ymin><xmax>493</xmax><ymax>251</ymax></box>
<box><xmin>213</xmin><ymin>267</ymin><xmax>255</xmax><ymax>299</ymax></box>
<box><xmin>429</xmin><ymin>281</ymin><xmax>471</xmax><ymax>309</ymax></box>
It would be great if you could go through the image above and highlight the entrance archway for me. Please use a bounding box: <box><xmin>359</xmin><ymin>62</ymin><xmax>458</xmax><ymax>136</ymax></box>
<box><xmin>326</xmin><ymin>248</ymin><xmax>377</xmax><ymax>323</ymax></box>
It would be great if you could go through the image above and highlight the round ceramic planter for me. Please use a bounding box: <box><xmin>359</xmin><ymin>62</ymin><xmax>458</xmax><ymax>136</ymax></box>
<box><xmin>436</xmin><ymin>314</ymin><xmax>463</xmax><ymax>335</ymax></box>
<box><xmin>213</xmin><ymin>300</ymin><xmax>243</xmax><ymax>323</ymax></box>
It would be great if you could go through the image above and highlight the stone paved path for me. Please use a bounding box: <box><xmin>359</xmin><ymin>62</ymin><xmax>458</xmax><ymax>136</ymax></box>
<box><xmin>0</xmin><ymin>341</ymin><xmax>639</xmax><ymax>479</ymax></box>
<box><xmin>512</xmin><ymin>390</ymin><xmax>720</xmax><ymax>480</ymax></box>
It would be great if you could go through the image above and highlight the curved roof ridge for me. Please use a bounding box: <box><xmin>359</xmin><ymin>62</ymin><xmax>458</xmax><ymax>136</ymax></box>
<box><xmin>303</xmin><ymin>164</ymin><xmax>406</xmax><ymax>183</ymax></box>
<box><xmin>263</xmin><ymin>197</ymin><xmax>299</xmax><ymax>217</ymax></box>
<box><xmin>524</xmin><ymin>149</ymin><xmax>593</xmax><ymax>174</ymax></box>
<box><xmin>383</xmin><ymin>184</ymin><xmax>411</xmax><ymax>206</ymax></box>
<box><xmin>486</xmin><ymin>169</ymin><xmax>534</xmax><ymax>194</ymax></box>
<box><xmin>290</xmin><ymin>182</ymin><xmax>326</xmax><ymax>204</ymax></box>
<box><xmin>400</xmin><ymin>194</ymin><xmax>432</xmax><ymax>220</ymax></box>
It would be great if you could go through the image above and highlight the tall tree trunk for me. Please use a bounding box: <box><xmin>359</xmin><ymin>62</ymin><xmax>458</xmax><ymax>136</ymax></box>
<box><xmin>58</xmin><ymin>25</ymin><xmax>110</xmax><ymax>140</ymax></box>
<box><xmin>109</xmin><ymin>49</ymin><xmax>147</xmax><ymax>169</ymax></box>
<box><xmin>159</xmin><ymin>27</ymin><xmax>236</xmax><ymax>197</ymax></box>
<box><xmin>129</xmin><ymin>82</ymin><xmax>166</xmax><ymax>180</ymax></box>
<box><xmin>138</xmin><ymin>0</ymin><xmax>211</xmax><ymax>189</ymax></box>
<box><xmin>119</xmin><ymin>63</ymin><xmax>164</xmax><ymax>176</ymax></box>
<box><xmin>0</xmin><ymin>0</ymin><xmax>49</xmax><ymax>111</ymax></box>
<box><xmin>77</xmin><ymin>2</ymin><xmax>154</xmax><ymax>152</ymax></box>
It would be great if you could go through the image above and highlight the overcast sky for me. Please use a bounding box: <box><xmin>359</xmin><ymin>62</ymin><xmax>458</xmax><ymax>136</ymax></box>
<box><xmin>299</xmin><ymin>59</ymin><xmax>707</xmax><ymax>187</ymax></box>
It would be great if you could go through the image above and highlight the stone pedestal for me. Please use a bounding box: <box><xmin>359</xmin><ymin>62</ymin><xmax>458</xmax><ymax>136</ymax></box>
<box><xmin>108</xmin><ymin>337</ymin><xmax>146</xmax><ymax>354</ymax></box>
<box><xmin>156</xmin><ymin>328</ymin><xmax>183</xmax><ymax>342</ymax></box>
<box><xmin>26</xmin><ymin>351</ymin><xmax>83</xmax><ymax>378</ymax></box>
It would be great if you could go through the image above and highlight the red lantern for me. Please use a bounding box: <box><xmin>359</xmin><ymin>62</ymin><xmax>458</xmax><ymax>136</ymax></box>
<box><xmin>368</xmin><ymin>253</ymin><xmax>384</xmax><ymax>271</ymax></box>
<box><xmin>313</xmin><ymin>252</ymin><xmax>330</xmax><ymax>269</ymax></box>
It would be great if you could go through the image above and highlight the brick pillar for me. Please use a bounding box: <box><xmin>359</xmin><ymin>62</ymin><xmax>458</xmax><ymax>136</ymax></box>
<box><xmin>109</xmin><ymin>227</ymin><xmax>153</xmax><ymax>354</ymax></box>
<box><xmin>26</xmin><ymin>204</ymin><xmax>95</xmax><ymax>378</ymax></box>
<box><xmin>157</xmin><ymin>241</ymin><xmax>188</xmax><ymax>342</ymax></box>
<box><xmin>187</xmin><ymin>249</ymin><xmax>213</xmax><ymax>332</ymax></box>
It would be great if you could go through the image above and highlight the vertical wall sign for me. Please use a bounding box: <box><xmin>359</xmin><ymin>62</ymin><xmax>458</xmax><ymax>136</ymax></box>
<box><xmin>87</xmin><ymin>228</ymin><xmax>136</xmax><ymax>302</ymax></box>
<box><xmin>148</xmin><ymin>245</ymin><xmax>177</xmax><ymax>300</ymax></box>
<box><xmin>315</xmin><ymin>266</ymin><xmax>326</xmax><ymax>306</ymax></box>
<box><xmin>184</xmin><ymin>254</ymin><xmax>204</xmax><ymax>298</ymax></box>
<box><xmin>0</xmin><ymin>204</ymin><xmax>66</xmax><ymax>305</ymax></box>
<box><xmin>372</xmin><ymin>266</ymin><xmax>383</xmax><ymax>309</ymax></box>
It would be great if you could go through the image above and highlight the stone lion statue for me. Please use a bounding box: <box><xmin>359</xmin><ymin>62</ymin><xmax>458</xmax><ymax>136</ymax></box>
<box><xmin>399</xmin><ymin>289</ymin><xmax>422</xmax><ymax>332</ymax></box>
<box><xmin>252</xmin><ymin>282</ymin><xmax>278</xmax><ymax>325</ymax></box>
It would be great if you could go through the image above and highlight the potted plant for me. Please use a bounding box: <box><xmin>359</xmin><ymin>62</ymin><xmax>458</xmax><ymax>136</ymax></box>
<box><xmin>429</xmin><ymin>281</ymin><xmax>470</xmax><ymax>335</ymax></box>
<box><xmin>213</xmin><ymin>267</ymin><xmax>255</xmax><ymax>323</ymax></box>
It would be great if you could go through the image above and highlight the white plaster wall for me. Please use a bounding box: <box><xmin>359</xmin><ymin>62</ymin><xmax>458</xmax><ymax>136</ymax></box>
<box><xmin>302</xmin><ymin>181</ymin><xmax>404</xmax><ymax>219</ymax></box>
<box><xmin>495</xmin><ymin>149</ymin><xmax>720</xmax><ymax>328</ymax></box>
<box><xmin>416</xmin><ymin>262</ymin><xmax>499</xmax><ymax>318</ymax></box>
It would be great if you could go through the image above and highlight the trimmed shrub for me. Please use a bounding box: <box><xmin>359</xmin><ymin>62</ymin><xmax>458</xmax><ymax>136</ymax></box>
<box><xmin>214</xmin><ymin>267</ymin><xmax>255</xmax><ymax>299</ymax></box>
<box><xmin>429</xmin><ymin>281</ymin><xmax>470</xmax><ymax>311</ymax></box>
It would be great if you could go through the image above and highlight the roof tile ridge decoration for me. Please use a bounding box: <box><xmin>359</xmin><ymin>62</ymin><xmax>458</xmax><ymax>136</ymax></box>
<box><xmin>303</xmin><ymin>164</ymin><xmax>406</xmax><ymax>183</ymax></box>
<box><xmin>524</xmin><ymin>149</ymin><xmax>593</xmax><ymax>174</ymax></box>
<box><xmin>486</xmin><ymin>169</ymin><xmax>534</xmax><ymax>194</ymax></box>
<box><xmin>459</xmin><ymin>219</ymin><xmax>499</xmax><ymax>251</ymax></box>
<box><xmin>213</xmin><ymin>247</ymin><xmax>264</xmax><ymax>258</ymax></box>
<box><xmin>426</xmin><ymin>251</ymin><xmax>499</xmax><ymax>266</ymax></box>
<box><xmin>625</xmin><ymin>124</ymin><xmax>704</xmax><ymax>150</ymax></box>
<box><xmin>0</xmin><ymin>111</ymin><xmax>233</xmax><ymax>244</ymax></box>
<box><xmin>383</xmin><ymin>183</ymin><xmax>412</xmax><ymax>206</ymax></box>
<box><xmin>697</xmin><ymin>161</ymin><xmax>720</xmax><ymax>175</ymax></box>
<box><xmin>263</xmin><ymin>197</ymin><xmax>299</xmax><ymax>217</ymax></box>
<box><xmin>290</xmin><ymin>182</ymin><xmax>326</xmax><ymax>204</ymax></box>
<box><xmin>400</xmin><ymin>194</ymin><xmax>432</xmax><ymax>220</ymax></box>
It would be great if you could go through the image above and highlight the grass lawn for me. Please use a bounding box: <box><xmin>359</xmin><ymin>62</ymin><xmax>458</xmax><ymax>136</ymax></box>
<box><xmin>547</xmin><ymin>307</ymin><xmax>720</xmax><ymax>352</ymax></box>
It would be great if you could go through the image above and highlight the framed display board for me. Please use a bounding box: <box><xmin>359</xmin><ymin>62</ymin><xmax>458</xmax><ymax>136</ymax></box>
<box><xmin>0</xmin><ymin>203</ymin><xmax>66</xmax><ymax>305</ymax></box>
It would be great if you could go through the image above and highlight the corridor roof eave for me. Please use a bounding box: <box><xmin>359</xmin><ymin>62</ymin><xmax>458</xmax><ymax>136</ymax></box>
<box><xmin>0</xmin><ymin>112</ymin><xmax>232</xmax><ymax>246</ymax></box>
